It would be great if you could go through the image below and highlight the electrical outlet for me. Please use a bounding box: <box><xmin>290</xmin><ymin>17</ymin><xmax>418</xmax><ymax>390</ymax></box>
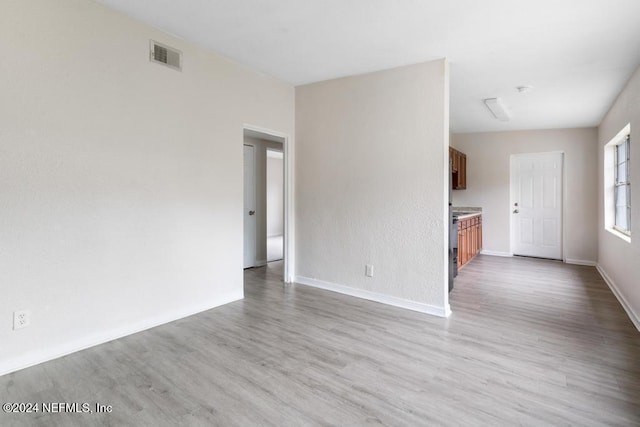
<box><xmin>365</xmin><ymin>264</ymin><xmax>374</xmax><ymax>277</ymax></box>
<box><xmin>13</xmin><ymin>310</ymin><xmax>31</xmax><ymax>330</ymax></box>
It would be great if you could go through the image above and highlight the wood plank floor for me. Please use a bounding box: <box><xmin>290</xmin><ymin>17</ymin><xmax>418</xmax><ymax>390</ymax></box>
<box><xmin>1</xmin><ymin>255</ymin><xmax>639</xmax><ymax>426</ymax></box>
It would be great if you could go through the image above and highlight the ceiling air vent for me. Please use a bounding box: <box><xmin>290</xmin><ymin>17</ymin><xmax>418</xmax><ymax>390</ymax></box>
<box><xmin>150</xmin><ymin>40</ymin><xmax>181</xmax><ymax>71</ymax></box>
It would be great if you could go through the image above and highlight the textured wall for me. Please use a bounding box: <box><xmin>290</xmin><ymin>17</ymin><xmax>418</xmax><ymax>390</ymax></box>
<box><xmin>0</xmin><ymin>0</ymin><xmax>294</xmax><ymax>374</ymax></box>
<box><xmin>451</xmin><ymin>128</ymin><xmax>598</xmax><ymax>263</ymax></box>
<box><xmin>597</xmin><ymin>65</ymin><xmax>640</xmax><ymax>327</ymax></box>
<box><xmin>295</xmin><ymin>60</ymin><xmax>450</xmax><ymax>315</ymax></box>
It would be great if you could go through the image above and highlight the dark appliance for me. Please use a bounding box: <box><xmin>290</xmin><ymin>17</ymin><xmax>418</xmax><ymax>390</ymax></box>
<box><xmin>448</xmin><ymin>159</ymin><xmax>458</xmax><ymax>292</ymax></box>
<box><xmin>451</xmin><ymin>216</ymin><xmax>458</xmax><ymax>275</ymax></box>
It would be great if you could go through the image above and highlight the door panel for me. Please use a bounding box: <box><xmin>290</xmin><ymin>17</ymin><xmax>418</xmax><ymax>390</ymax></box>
<box><xmin>542</xmin><ymin>176</ymin><xmax>557</xmax><ymax>208</ymax></box>
<box><xmin>512</xmin><ymin>152</ymin><xmax>563</xmax><ymax>259</ymax></box>
<box><xmin>520</xmin><ymin>218</ymin><xmax>534</xmax><ymax>244</ymax></box>
<box><xmin>243</xmin><ymin>144</ymin><xmax>256</xmax><ymax>268</ymax></box>
<box><xmin>542</xmin><ymin>219</ymin><xmax>558</xmax><ymax>246</ymax></box>
<box><xmin>521</xmin><ymin>174</ymin><xmax>534</xmax><ymax>208</ymax></box>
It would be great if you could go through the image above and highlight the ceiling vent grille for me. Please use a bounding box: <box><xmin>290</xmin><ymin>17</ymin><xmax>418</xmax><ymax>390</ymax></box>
<box><xmin>150</xmin><ymin>40</ymin><xmax>181</xmax><ymax>71</ymax></box>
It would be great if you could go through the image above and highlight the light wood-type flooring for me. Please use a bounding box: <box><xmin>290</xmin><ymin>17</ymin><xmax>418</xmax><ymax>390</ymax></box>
<box><xmin>1</xmin><ymin>255</ymin><xmax>639</xmax><ymax>426</ymax></box>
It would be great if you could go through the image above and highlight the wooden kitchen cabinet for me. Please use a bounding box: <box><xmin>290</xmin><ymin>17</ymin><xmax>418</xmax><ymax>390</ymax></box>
<box><xmin>459</xmin><ymin>152</ymin><xmax>466</xmax><ymax>189</ymax></box>
<box><xmin>449</xmin><ymin>147</ymin><xmax>457</xmax><ymax>172</ymax></box>
<box><xmin>449</xmin><ymin>147</ymin><xmax>467</xmax><ymax>190</ymax></box>
<box><xmin>457</xmin><ymin>214</ymin><xmax>482</xmax><ymax>270</ymax></box>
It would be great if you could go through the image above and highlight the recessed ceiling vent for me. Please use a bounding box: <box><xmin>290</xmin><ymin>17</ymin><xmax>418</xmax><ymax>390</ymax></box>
<box><xmin>483</xmin><ymin>98</ymin><xmax>511</xmax><ymax>122</ymax></box>
<box><xmin>150</xmin><ymin>40</ymin><xmax>181</xmax><ymax>71</ymax></box>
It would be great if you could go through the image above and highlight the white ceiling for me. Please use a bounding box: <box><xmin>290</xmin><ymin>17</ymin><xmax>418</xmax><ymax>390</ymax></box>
<box><xmin>96</xmin><ymin>0</ymin><xmax>640</xmax><ymax>133</ymax></box>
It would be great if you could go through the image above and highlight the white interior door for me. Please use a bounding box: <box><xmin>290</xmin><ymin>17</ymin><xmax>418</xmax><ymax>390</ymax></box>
<box><xmin>511</xmin><ymin>152</ymin><xmax>563</xmax><ymax>260</ymax></box>
<box><xmin>243</xmin><ymin>144</ymin><xmax>256</xmax><ymax>268</ymax></box>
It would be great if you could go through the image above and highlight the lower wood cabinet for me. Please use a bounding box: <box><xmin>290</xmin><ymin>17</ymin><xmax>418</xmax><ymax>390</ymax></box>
<box><xmin>458</xmin><ymin>215</ymin><xmax>482</xmax><ymax>270</ymax></box>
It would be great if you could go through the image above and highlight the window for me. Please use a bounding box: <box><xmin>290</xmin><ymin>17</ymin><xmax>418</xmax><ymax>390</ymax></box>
<box><xmin>605</xmin><ymin>125</ymin><xmax>631</xmax><ymax>241</ymax></box>
<box><xmin>614</xmin><ymin>135</ymin><xmax>631</xmax><ymax>234</ymax></box>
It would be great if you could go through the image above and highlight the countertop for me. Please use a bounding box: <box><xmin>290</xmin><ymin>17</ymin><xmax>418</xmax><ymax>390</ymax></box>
<box><xmin>453</xmin><ymin>211</ymin><xmax>481</xmax><ymax>220</ymax></box>
<box><xmin>452</xmin><ymin>207</ymin><xmax>481</xmax><ymax>220</ymax></box>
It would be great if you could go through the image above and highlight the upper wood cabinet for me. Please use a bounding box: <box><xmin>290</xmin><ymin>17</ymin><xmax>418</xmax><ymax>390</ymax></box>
<box><xmin>449</xmin><ymin>147</ymin><xmax>467</xmax><ymax>190</ymax></box>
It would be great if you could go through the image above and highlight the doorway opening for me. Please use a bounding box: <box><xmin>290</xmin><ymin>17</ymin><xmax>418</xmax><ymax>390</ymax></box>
<box><xmin>510</xmin><ymin>152</ymin><xmax>564</xmax><ymax>260</ymax></box>
<box><xmin>266</xmin><ymin>149</ymin><xmax>284</xmax><ymax>262</ymax></box>
<box><xmin>243</xmin><ymin>126</ymin><xmax>291</xmax><ymax>283</ymax></box>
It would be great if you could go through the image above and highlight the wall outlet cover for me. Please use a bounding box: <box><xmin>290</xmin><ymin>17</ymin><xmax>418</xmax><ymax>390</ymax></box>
<box><xmin>365</xmin><ymin>264</ymin><xmax>374</xmax><ymax>277</ymax></box>
<box><xmin>13</xmin><ymin>310</ymin><xmax>31</xmax><ymax>330</ymax></box>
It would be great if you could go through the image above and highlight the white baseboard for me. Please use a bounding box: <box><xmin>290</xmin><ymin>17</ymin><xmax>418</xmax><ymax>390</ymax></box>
<box><xmin>565</xmin><ymin>259</ymin><xmax>597</xmax><ymax>266</ymax></box>
<box><xmin>596</xmin><ymin>264</ymin><xmax>640</xmax><ymax>331</ymax></box>
<box><xmin>480</xmin><ymin>250</ymin><xmax>512</xmax><ymax>257</ymax></box>
<box><xmin>0</xmin><ymin>290</ymin><xmax>244</xmax><ymax>377</ymax></box>
<box><xmin>295</xmin><ymin>276</ymin><xmax>451</xmax><ymax>318</ymax></box>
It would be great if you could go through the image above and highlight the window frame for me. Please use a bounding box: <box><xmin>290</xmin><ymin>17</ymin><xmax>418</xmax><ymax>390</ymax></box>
<box><xmin>613</xmin><ymin>135</ymin><xmax>631</xmax><ymax>236</ymax></box>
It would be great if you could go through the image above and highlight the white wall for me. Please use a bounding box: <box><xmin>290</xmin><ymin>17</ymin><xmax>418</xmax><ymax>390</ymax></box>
<box><xmin>295</xmin><ymin>60</ymin><xmax>450</xmax><ymax>316</ymax></box>
<box><xmin>267</xmin><ymin>151</ymin><xmax>284</xmax><ymax>237</ymax></box>
<box><xmin>597</xmin><ymin>65</ymin><xmax>640</xmax><ymax>329</ymax></box>
<box><xmin>450</xmin><ymin>128</ymin><xmax>598</xmax><ymax>264</ymax></box>
<box><xmin>0</xmin><ymin>0</ymin><xmax>294</xmax><ymax>375</ymax></box>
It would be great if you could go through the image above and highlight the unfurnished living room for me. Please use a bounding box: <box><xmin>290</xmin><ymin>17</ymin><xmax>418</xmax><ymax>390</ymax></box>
<box><xmin>2</xmin><ymin>1</ymin><xmax>640</xmax><ymax>426</ymax></box>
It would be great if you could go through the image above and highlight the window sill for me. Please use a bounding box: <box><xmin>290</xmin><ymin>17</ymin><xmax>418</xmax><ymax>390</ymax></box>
<box><xmin>607</xmin><ymin>227</ymin><xmax>631</xmax><ymax>243</ymax></box>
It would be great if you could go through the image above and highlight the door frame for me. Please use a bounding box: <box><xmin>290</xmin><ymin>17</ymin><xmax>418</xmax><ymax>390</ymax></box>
<box><xmin>243</xmin><ymin>124</ymin><xmax>294</xmax><ymax>283</ymax></box>
<box><xmin>509</xmin><ymin>151</ymin><xmax>565</xmax><ymax>261</ymax></box>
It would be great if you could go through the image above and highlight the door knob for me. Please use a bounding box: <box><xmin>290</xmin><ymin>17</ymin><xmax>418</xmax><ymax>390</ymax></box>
<box><xmin>249</xmin><ymin>210</ymin><xmax>255</xmax><ymax>216</ymax></box>
<box><xmin>513</xmin><ymin>209</ymin><xmax>519</xmax><ymax>214</ymax></box>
